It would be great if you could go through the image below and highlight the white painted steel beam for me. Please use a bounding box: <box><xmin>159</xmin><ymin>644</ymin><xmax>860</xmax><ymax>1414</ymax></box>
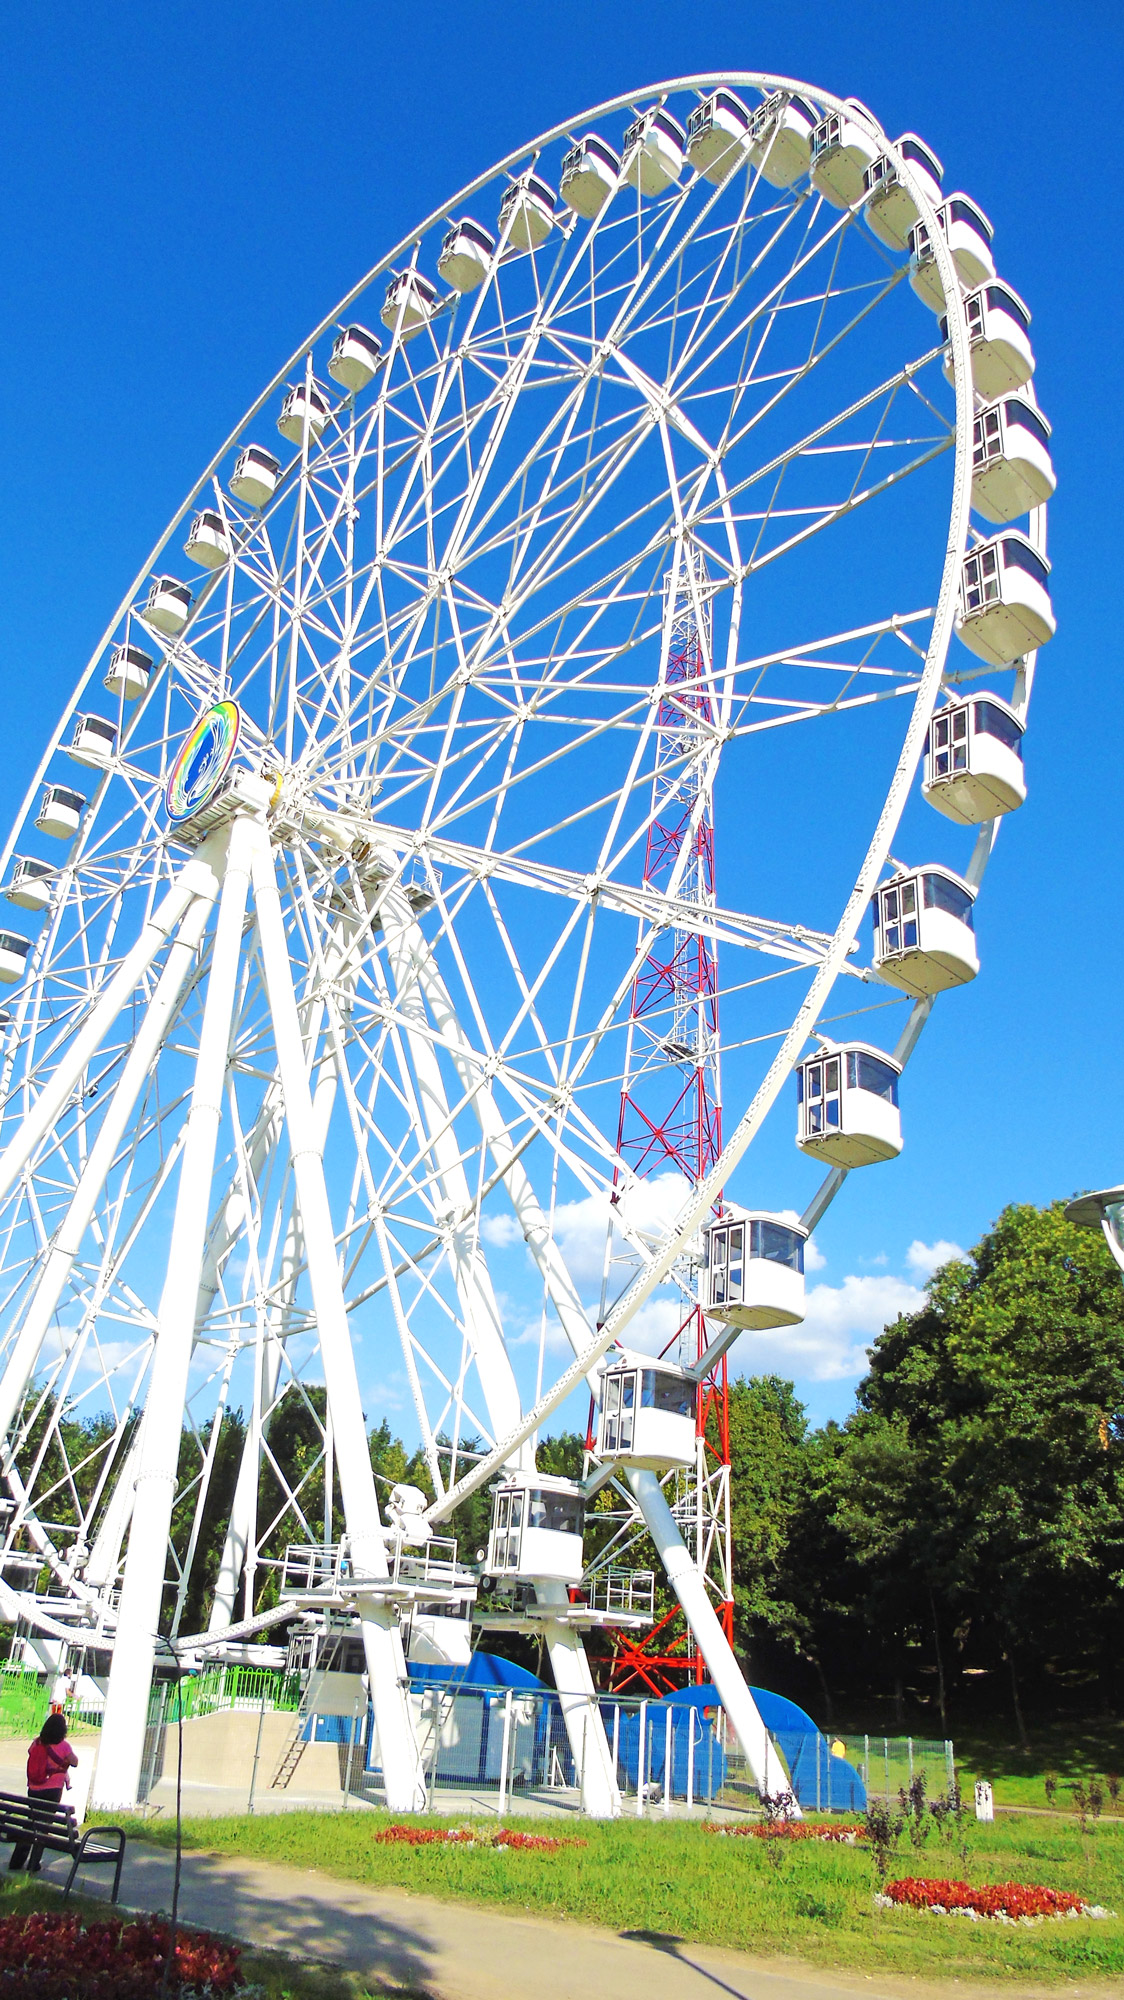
<box><xmin>92</xmin><ymin>814</ymin><xmax>255</xmax><ymax>1809</ymax></box>
<box><xmin>249</xmin><ymin>827</ymin><xmax>427</xmax><ymax>1813</ymax></box>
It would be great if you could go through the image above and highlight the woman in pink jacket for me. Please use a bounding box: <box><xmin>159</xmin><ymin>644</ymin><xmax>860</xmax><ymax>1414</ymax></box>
<box><xmin>9</xmin><ymin>1713</ymin><xmax>78</xmax><ymax>1871</ymax></box>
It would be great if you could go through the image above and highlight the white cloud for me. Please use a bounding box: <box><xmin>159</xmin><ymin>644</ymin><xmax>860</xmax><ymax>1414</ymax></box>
<box><xmin>481</xmin><ymin>1212</ymin><xmax>522</xmax><ymax>1249</ymax></box>
<box><xmin>905</xmin><ymin>1238</ymin><xmax>965</xmax><ymax>1280</ymax></box>
<box><xmin>728</xmin><ymin>1273</ymin><xmax>925</xmax><ymax>1384</ymax></box>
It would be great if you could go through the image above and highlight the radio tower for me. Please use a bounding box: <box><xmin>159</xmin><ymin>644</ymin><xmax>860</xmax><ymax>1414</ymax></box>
<box><xmin>604</xmin><ymin>543</ymin><xmax>733</xmax><ymax>1691</ymax></box>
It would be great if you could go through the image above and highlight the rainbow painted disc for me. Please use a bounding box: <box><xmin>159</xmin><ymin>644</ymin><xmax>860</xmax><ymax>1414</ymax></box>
<box><xmin>165</xmin><ymin>701</ymin><xmax>241</xmax><ymax>825</ymax></box>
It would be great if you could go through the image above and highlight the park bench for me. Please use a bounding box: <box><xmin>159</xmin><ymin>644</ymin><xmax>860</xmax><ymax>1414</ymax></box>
<box><xmin>0</xmin><ymin>1790</ymin><xmax>126</xmax><ymax>1900</ymax></box>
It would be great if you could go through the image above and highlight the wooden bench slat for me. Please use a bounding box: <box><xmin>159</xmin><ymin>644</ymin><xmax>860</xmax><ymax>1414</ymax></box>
<box><xmin>0</xmin><ymin>1787</ymin><xmax>126</xmax><ymax>1901</ymax></box>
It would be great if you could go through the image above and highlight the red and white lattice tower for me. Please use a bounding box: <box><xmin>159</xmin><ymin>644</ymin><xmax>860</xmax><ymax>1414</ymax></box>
<box><xmin>606</xmin><ymin>544</ymin><xmax>733</xmax><ymax>1691</ymax></box>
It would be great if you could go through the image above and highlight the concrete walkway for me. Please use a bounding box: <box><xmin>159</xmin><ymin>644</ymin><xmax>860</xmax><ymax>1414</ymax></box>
<box><xmin>25</xmin><ymin>1836</ymin><xmax>1115</xmax><ymax>2000</ymax></box>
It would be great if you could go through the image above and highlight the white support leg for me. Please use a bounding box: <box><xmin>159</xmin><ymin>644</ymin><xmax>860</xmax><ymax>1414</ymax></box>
<box><xmin>0</xmin><ymin>857</ymin><xmax>219</xmax><ymax>1208</ymax></box>
<box><xmin>249</xmin><ymin>831</ymin><xmax>427</xmax><ymax>1813</ymax></box>
<box><xmin>626</xmin><ymin>1468</ymin><xmax>791</xmax><ymax>1811</ymax></box>
<box><xmin>91</xmin><ymin>818</ymin><xmax>254</xmax><ymax>1810</ymax></box>
<box><xmin>0</xmin><ymin>862</ymin><xmax>223</xmax><ymax>1454</ymax></box>
<box><xmin>535</xmin><ymin>1582</ymin><xmax>620</xmax><ymax>1817</ymax></box>
<box><xmin>208</xmin><ymin>969</ymin><xmax>347</xmax><ymax>1631</ymax></box>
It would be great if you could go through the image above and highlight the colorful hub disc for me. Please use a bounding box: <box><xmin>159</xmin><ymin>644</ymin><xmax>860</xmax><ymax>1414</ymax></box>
<box><xmin>165</xmin><ymin>701</ymin><xmax>241</xmax><ymax>825</ymax></box>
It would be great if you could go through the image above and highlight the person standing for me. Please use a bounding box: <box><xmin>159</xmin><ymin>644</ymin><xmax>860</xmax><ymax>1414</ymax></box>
<box><xmin>8</xmin><ymin>1713</ymin><xmax>78</xmax><ymax>1871</ymax></box>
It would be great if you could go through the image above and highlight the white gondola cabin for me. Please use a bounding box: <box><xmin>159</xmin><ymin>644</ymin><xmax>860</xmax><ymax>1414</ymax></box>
<box><xmin>499</xmin><ymin>175</ymin><xmax>555</xmax><ymax>250</ymax></box>
<box><xmin>277</xmin><ymin>384</ymin><xmax>329</xmax><ymax>445</ymax></box>
<box><xmin>943</xmin><ymin>284</ymin><xmax>1036</xmax><ymax>400</ymax></box>
<box><xmin>704</xmin><ymin>1210</ymin><xmax>806</xmax><ymax>1330</ymax></box>
<box><xmin>871</xmin><ymin>866</ymin><xmax>978</xmax><ymax>997</ymax></box>
<box><xmin>436</xmin><ymin>218</ymin><xmax>496</xmax><ymax>292</ymax></box>
<box><xmin>909</xmin><ymin>195</ymin><xmax>995</xmax><ymax>310</ymax></box>
<box><xmin>143</xmin><ymin>577</ymin><xmax>192</xmax><ymax>637</ymax></box>
<box><xmin>486</xmin><ymin>1476</ymin><xmax>584</xmax><ymax>1585</ymax></box>
<box><xmin>796</xmin><ymin>1043</ymin><xmax>903</xmax><ymax>1168</ymax></box>
<box><xmin>0</xmin><ymin>933</ymin><xmax>29</xmax><ymax>984</ymax></box>
<box><xmin>68</xmin><ymin>715</ymin><xmax>117</xmax><ymax>767</ymax></box>
<box><xmin>685</xmin><ymin>89</ymin><xmax>751</xmax><ymax>183</ymax></box>
<box><xmin>104</xmin><ymin>643</ymin><xmax>153</xmax><ymax>701</ymax></box>
<box><xmin>746</xmin><ymin>91</ymin><xmax>817</xmax><ymax>187</ymax></box>
<box><xmin>7</xmin><ymin>859</ymin><xmax>54</xmax><ymax>913</ymax></box>
<box><xmin>229</xmin><ymin>445</ymin><xmax>281</xmax><ymax>510</ymax></box>
<box><xmin>35</xmin><ymin>785</ymin><xmax>85</xmax><ymax>841</ymax></box>
<box><xmin>328</xmin><ymin>324</ymin><xmax>383</xmax><ymax>392</ymax></box>
<box><xmin>381</xmin><ymin>269</ymin><xmax>438</xmax><ymax>341</ymax></box>
<box><xmin>923</xmin><ymin>694</ymin><xmax>1026</xmax><ymax>824</ymax></box>
<box><xmin>559</xmin><ymin>134</ymin><xmax>620</xmax><ymax>218</ymax></box>
<box><xmin>810</xmin><ymin>99</ymin><xmax>881</xmax><ymax>209</ymax></box>
<box><xmin>863</xmin><ymin>134</ymin><xmax>943</xmax><ymax>250</ymax></box>
<box><xmin>597</xmin><ymin>1350</ymin><xmax>696</xmax><ymax>1470</ymax></box>
<box><xmin>971</xmin><ymin>397</ymin><xmax>1054</xmax><ymax>523</ymax></box>
<box><xmin>623</xmin><ymin>107</ymin><xmax>685</xmax><ymax>196</ymax></box>
<box><xmin>184</xmin><ymin>509</ymin><xmax>231</xmax><ymax>570</ymax></box>
<box><xmin>956</xmin><ymin>532</ymin><xmax>1055</xmax><ymax>666</ymax></box>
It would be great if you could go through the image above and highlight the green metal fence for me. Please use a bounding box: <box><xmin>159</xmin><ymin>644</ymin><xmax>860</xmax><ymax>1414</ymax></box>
<box><xmin>840</xmin><ymin>1734</ymin><xmax>955</xmax><ymax>1800</ymax></box>
<box><xmin>0</xmin><ymin>1663</ymin><xmax>301</xmax><ymax>1737</ymax></box>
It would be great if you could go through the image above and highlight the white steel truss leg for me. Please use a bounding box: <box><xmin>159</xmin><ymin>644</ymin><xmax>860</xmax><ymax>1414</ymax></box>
<box><xmin>249</xmin><ymin>832</ymin><xmax>427</xmax><ymax>1812</ymax></box>
<box><xmin>0</xmin><ymin>857</ymin><xmax>224</xmax><ymax>1454</ymax></box>
<box><xmin>91</xmin><ymin>816</ymin><xmax>255</xmax><ymax>1809</ymax></box>
<box><xmin>208</xmin><ymin>917</ymin><xmax>356</xmax><ymax>1631</ymax></box>
<box><xmin>535</xmin><ymin>1582</ymin><xmax>620</xmax><ymax>1817</ymax></box>
<box><xmin>0</xmin><ymin>855</ymin><xmax>220</xmax><ymax>1208</ymax></box>
<box><xmin>626</xmin><ymin>1468</ymin><xmax>791</xmax><ymax>1810</ymax></box>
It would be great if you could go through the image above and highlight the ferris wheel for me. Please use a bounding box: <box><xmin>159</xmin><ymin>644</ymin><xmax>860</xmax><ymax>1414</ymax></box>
<box><xmin>0</xmin><ymin>74</ymin><xmax>1052</xmax><ymax>1815</ymax></box>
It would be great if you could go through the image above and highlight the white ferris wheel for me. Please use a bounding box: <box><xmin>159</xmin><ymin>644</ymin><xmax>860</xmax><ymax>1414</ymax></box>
<box><xmin>0</xmin><ymin>75</ymin><xmax>1052</xmax><ymax>1815</ymax></box>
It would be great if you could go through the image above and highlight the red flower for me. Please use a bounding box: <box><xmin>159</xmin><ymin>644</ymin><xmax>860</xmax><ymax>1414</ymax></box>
<box><xmin>884</xmin><ymin>1877</ymin><xmax>1090</xmax><ymax>1920</ymax></box>
<box><xmin>0</xmin><ymin>1911</ymin><xmax>242</xmax><ymax>1994</ymax></box>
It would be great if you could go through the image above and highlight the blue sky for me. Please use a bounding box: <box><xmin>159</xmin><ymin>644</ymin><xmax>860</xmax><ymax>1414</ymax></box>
<box><xmin>1</xmin><ymin>1</ymin><xmax>1120</xmax><ymax>1429</ymax></box>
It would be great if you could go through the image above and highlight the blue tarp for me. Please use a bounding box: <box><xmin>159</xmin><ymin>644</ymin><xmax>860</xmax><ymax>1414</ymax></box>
<box><xmin>649</xmin><ymin>1684</ymin><xmax>866</xmax><ymax>1810</ymax></box>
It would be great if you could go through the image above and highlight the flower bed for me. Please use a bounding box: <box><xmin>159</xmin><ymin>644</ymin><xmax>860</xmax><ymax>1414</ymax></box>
<box><xmin>879</xmin><ymin>1878</ymin><xmax>1114</xmax><ymax>1924</ymax></box>
<box><xmin>0</xmin><ymin>1911</ymin><xmax>242</xmax><ymax>1997</ymax></box>
<box><xmin>709</xmin><ymin>1820</ymin><xmax>865</xmax><ymax>1844</ymax></box>
<box><xmin>373</xmin><ymin>1823</ymin><xmax>586</xmax><ymax>1852</ymax></box>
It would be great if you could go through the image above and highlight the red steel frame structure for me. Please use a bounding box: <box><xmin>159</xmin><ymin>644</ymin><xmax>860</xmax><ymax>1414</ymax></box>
<box><xmin>606</xmin><ymin>551</ymin><xmax>734</xmax><ymax>1693</ymax></box>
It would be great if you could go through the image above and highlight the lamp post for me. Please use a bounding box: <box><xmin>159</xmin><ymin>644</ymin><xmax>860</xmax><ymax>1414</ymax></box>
<box><xmin>1064</xmin><ymin>1188</ymin><xmax>1124</xmax><ymax>1273</ymax></box>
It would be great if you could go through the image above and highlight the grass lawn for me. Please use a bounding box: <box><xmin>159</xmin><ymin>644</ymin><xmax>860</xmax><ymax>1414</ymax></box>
<box><xmin>128</xmin><ymin>1806</ymin><xmax>1124</xmax><ymax>1982</ymax></box>
<box><xmin>951</xmin><ymin>1715</ymin><xmax>1124</xmax><ymax>1813</ymax></box>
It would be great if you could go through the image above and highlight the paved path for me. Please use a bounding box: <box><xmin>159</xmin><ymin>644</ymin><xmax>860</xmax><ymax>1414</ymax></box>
<box><xmin>29</xmin><ymin>1837</ymin><xmax>1118</xmax><ymax>2000</ymax></box>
